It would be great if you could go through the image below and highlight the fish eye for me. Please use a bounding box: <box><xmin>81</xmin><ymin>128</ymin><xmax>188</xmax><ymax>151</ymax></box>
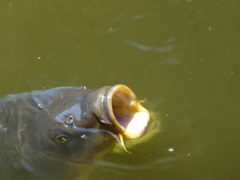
<box><xmin>55</xmin><ymin>134</ymin><xmax>69</xmax><ymax>144</ymax></box>
<box><xmin>64</xmin><ymin>114</ymin><xmax>75</xmax><ymax>127</ymax></box>
<box><xmin>50</xmin><ymin>132</ymin><xmax>70</xmax><ymax>145</ymax></box>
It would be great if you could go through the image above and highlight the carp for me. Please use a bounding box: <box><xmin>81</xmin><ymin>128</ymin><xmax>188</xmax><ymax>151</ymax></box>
<box><xmin>0</xmin><ymin>84</ymin><xmax>150</xmax><ymax>179</ymax></box>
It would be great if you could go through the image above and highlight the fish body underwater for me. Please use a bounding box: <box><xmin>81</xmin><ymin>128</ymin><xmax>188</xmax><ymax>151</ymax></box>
<box><xmin>0</xmin><ymin>84</ymin><xmax>150</xmax><ymax>179</ymax></box>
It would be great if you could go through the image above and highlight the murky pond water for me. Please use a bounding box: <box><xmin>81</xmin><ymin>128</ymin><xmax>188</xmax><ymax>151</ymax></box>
<box><xmin>0</xmin><ymin>1</ymin><xmax>239</xmax><ymax>179</ymax></box>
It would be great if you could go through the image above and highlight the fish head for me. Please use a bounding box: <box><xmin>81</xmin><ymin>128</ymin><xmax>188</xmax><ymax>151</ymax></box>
<box><xmin>23</xmin><ymin>85</ymin><xmax>150</xmax><ymax>163</ymax></box>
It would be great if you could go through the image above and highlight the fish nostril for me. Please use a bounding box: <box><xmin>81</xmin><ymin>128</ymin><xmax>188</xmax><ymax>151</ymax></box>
<box><xmin>64</xmin><ymin>114</ymin><xmax>75</xmax><ymax>126</ymax></box>
<box><xmin>80</xmin><ymin>85</ymin><xmax>88</xmax><ymax>90</ymax></box>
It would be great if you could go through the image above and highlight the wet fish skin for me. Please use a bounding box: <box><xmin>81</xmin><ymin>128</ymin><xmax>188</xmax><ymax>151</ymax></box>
<box><xmin>0</xmin><ymin>86</ymin><xmax>113</xmax><ymax>179</ymax></box>
<box><xmin>0</xmin><ymin>85</ymin><xmax>150</xmax><ymax>179</ymax></box>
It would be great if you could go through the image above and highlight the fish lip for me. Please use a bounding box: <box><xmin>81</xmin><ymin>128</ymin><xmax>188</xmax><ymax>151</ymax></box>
<box><xmin>103</xmin><ymin>84</ymin><xmax>150</xmax><ymax>140</ymax></box>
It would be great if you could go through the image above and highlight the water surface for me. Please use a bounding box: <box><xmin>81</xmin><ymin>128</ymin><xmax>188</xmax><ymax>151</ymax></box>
<box><xmin>0</xmin><ymin>1</ymin><xmax>239</xmax><ymax>179</ymax></box>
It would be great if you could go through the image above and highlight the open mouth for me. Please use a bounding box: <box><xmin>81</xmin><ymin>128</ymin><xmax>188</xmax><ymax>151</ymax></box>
<box><xmin>105</xmin><ymin>85</ymin><xmax>150</xmax><ymax>139</ymax></box>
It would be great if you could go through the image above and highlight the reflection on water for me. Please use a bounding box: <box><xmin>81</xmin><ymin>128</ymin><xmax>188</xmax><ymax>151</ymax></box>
<box><xmin>96</xmin><ymin>156</ymin><xmax>176</xmax><ymax>173</ymax></box>
<box><xmin>125</xmin><ymin>40</ymin><xmax>174</xmax><ymax>53</ymax></box>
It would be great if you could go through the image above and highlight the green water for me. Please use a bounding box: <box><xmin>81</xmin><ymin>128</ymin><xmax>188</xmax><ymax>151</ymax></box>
<box><xmin>0</xmin><ymin>1</ymin><xmax>239</xmax><ymax>179</ymax></box>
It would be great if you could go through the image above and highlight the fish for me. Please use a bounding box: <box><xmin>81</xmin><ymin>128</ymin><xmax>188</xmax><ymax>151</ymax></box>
<box><xmin>0</xmin><ymin>84</ymin><xmax>150</xmax><ymax>179</ymax></box>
